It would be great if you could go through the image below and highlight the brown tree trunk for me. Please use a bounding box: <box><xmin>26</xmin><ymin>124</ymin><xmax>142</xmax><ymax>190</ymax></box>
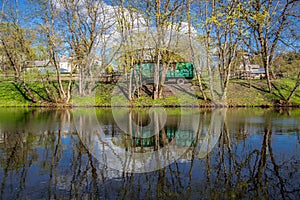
<box><xmin>265</xmin><ymin>56</ymin><xmax>273</xmax><ymax>93</ymax></box>
<box><xmin>221</xmin><ymin>65</ymin><xmax>231</xmax><ymax>102</ymax></box>
<box><xmin>196</xmin><ymin>70</ymin><xmax>207</xmax><ymax>101</ymax></box>
<box><xmin>158</xmin><ymin>64</ymin><xmax>168</xmax><ymax>98</ymax></box>
<box><xmin>257</xmin><ymin>29</ymin><xmax>272</xmax><ymax>94</ymax></box>
<box><xmin>153</xmin><ymin>0</ymin><xmax>161</xmax><ymax>100</ymax></box>
<box><xmin>128</xmin><ymin>68</ymin><xmax>133</xmax><ymax>100</ymax></box>
<box><xmin>153</xmin><ymin>56</ymin><xmax>160</xmax><ymax>100</ymax></box>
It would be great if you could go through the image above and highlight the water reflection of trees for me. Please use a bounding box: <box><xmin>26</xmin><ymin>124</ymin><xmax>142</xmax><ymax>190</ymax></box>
<box><xmin>0</xmin><ymin>108</ymin><xmax>299</xmax><ymax>199</ymax></box>
<box><xmin>99</xmin><ymin>109</ymin><xmax>299</xmax><ymax>199</ymax></box>
<box><xmin>200</xmin><ymin>112</ymin><xmax>300</xmax><ymax>199</ymax></box>
<box><xmin>0</xmin><ymin>109</ymin><xmax>75</xmax><ymax>199</ymax></box>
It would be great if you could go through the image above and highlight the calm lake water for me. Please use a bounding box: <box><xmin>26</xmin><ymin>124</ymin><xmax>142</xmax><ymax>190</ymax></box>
<box><xmin>0</xmin><ymin>108</ymin><xmax>299</xmax><ymax>199</ymax></box>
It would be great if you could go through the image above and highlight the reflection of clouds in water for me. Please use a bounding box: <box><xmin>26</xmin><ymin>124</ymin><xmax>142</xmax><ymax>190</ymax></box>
<box><xmin>272</xmin><ymin>118</ymin><xmax>300</xmax><ymax>127</ymax></box>
<box><xmin>73</xmin><ymin>108</ymin><xmax>226</xmax><ymax>173</ymax></box>
<box><xmin>112</xmin><ymin>107</ymin><xmax>168</xmax><ymax>139</ymax></box>
<box><xmin>196</xmin><ymin>109</ymin><xmax>226</xmax><ymax>159</ymax></box>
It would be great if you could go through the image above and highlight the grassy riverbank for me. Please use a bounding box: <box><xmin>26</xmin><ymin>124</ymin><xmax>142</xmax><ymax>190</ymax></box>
<box><xmin>0</xmin><ymin>78</ymin><xmax>299</xmax><ymax>107</ymax></box>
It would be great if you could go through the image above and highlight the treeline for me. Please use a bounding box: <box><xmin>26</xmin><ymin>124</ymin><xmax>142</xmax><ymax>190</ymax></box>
<box><xmin>0</xmin><ymin>0</ymin><xmax>299</xmax><ymax>104</ymax></box>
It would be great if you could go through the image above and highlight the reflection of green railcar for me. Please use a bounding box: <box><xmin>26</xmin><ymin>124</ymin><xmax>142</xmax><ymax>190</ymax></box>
<box><xmin>174</xmin><ymin>130</ymin><xmax>196</xmax><ymax>147</ymax></box>
<box><xmin>132</xmin><ymin>128</ymin><xmax>196</xmax><ymax>147</ymax></box>
<box><xmin>134</xmin><ymin>137</ymin><xmax>155</xmax><ymax>147</ymax></box>
<box><xmin>136</xmin><ymin>62</ymin><xmax>194</xmax><ymax>84</ymax></box>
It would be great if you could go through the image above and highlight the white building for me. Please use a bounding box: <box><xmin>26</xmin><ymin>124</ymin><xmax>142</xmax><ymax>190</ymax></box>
<box><xmin>25</xmin><ymin>57</ymin><xmax>72</xmax><ymax>73</ymax></box>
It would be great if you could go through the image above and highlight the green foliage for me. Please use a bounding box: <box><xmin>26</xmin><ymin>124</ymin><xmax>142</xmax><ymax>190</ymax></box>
<box><xmin>0</xmin><ymin>22</ymin><xmax>35</xmax><ymax>63</ymax></box>
<box><xmin>273</xmin><ymin>51</ymin><xmax>300</xmax><ymax>76</ymax></box>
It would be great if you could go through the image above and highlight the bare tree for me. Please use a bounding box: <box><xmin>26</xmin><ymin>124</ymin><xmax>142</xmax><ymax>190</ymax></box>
<box><xmin>152</xmin><ymin>0</ymin><xmax>162</xmax><ymax>100</ymax></box>
<box><xmin>52</xmin><ymin>1</ymin><xmax>72</xmax><ymax>103</ymax></box>
<box><xmin>214</xmin><ymin>1</ymin><xmax>242</xmax><ymax>102</ymax></box>
<box><xmin>242</xmin><ymin>0</ymin><xmax>298</xmax><ymax>93</ymax></box>
<box><xmin>197</xmin><ymin>0</ymin><xmax>217</xmax><ymax>102</ymax></box>
<box><xmin>58</xmin><ymin>0</ymin><xmax>120</xmax><ymax>97</ymax></box>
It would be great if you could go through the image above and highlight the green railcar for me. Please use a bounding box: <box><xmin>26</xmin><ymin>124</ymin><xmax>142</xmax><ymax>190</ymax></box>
<box><xmin>136</xmin><ymin>62</ymin><xmax>194</xmax><ymax>84</ymax></box>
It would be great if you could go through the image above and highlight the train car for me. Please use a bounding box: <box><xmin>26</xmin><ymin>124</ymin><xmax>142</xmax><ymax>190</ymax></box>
<box><xmin>136</xmin><ymin>62</ymin><xmax>195</xmax><ymax>84</ymax></box>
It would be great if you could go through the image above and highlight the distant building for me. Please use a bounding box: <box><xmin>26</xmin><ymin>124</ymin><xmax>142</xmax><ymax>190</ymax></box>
<box><xmin>242</xmin><ymin>64</ymin><xmax>260</xmax><ymax>72</ymax></box>
<box><xmin>239</xmin><ymin>64</ymin><xmax>265</xmax><ymax>79</ymax></box>
<box><xmin>25</xmin><ymin>60</ymin><xmax>50</xmax><ymax>69</ymax></box>
<box><xmin>25</xmin><ymin>57</ymin><xmax>72</xmax><ymax>73</ymax></box>
<box><xmin>59</xmin><ymin>55</ymin><xmax>72</xmax><ymax>72</ymax></box>
<box><xmin>250</xmin><ymin>68</ymin><xmax>266</xmax><ymax>78</ymax></box>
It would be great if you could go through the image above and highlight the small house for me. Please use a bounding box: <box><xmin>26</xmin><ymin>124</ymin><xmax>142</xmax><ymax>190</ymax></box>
<box><xmin>250</xmin><ymin>68</ymin><xmax>266</xmax><ymax>79</ymax></box>
<box><xmin>25</xmin><ymin>57</ymin><xmax>72</xmax><ymax>74</ymax></box>
<box><xmin>239</xmin><ymin>64</ymin><xmax>265</xmax><ymax>79</ymax></box>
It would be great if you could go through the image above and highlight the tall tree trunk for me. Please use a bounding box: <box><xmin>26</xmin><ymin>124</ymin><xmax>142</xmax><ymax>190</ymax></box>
<box><xmin>187</xmin><ymin>0</ymin><xmax>207</xmax><ymax>101</ymax></box>
<box><xmin>206</xmin><ymin>0</ymin><xmax>215</xmax><ymax>102</ymax></box>
<box><xmin>128</xmin><ymin>68</ymin><xmax>133</xmax><ymax>100</ymax></box>
<box><xmin>52</xmin><ymin>56</ymin><xmax>67</xmax><ymax>102</ymax></box>
<box><xmin>158</xmin><ymin>65</ymin><xmax>168</xmax><ymax>98</ymax></box>
<box><xmin>78</xmin><ymin>68</ymin><xmax>83</xmax><ymax>96</ymax></box>
<box><xmin>47</xmin><ymin>0</ymin><xmax>68</xmax><ymax>103</ymax></box>
<box><xmin>196</xmin><ymin>70</ymin><xmax>207</xmax><ymax>101</ymax></box>
<box><xmin>207</xmin><ymin>47</ymin><xmax>215</xmax><ymax>101</ymax></box>
<box><xmin>221</xmin><ymin>68</ymin><xmax>230</xmax><ymax>101</ymax></box>
<box><xmin>153</xmin><ymin>53</ymin><xmax>160</xmax><ymax>100</ymax></box>
<box><xmin>265</xmin><ymin>55</ymin><xmax>273</xmax><ymax>93</ymax></box>
<box><xmin>153</xmin><ymin>0</ymin><xmax>161</xmax><ymax>100</ymax></box>
<box><xmin>257</xmin><ymin>21</ymin><xmax>272</xmax><ymax>93</ymax></box>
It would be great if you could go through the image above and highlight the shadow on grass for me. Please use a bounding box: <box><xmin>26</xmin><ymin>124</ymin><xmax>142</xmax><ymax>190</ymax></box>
<box><xmin>141</xmin><ymin>85</ymin><xmax>153</xmax><ymax>96</ymax></box>
<box><xmin>170</xmin><ymin>84</ymin><xmax>197</xmax><ymax>98</ymax></box>
<box><xmin>271</xmin><ymin>82</ymin><xmax>288</xmax><ymax>101</ymax></box>
<box><xmin>235</xmin><ymin>81</ymin><xmax>269</xmax><ymax>93</ymax></box>
<box><xmin>115</xmin><ymin>84</ymin><xmax>130</xmax><ymax>100</ymax></box>
<box><xmin>31</xmin><ymin>88</ymin><xmax>51</xmax><ymax>102</ymax></box>
<box><xmin>12</xmin><ymin>82</ymin><xmax>35</xmax><ymax>102</ymax></box>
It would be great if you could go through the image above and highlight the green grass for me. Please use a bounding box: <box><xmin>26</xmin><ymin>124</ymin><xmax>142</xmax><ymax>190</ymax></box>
<box><xmin>0</xmin><ymin>81</ymin><xmax>72</xmax><ymax>107</ymax></box>
<box><xmin>271</xmin><ymin>78</ymin><xmax>300</xmax><ymax>105</ymax></box>
<box><xmin>0</xmin><ymin>78</ymin><xmax>300</xmax><ymax>107</ymax></box>
<box><xmin>226</xmin><ymin>79</ymin><xmax>300</xmax><ymax>107</ymax></box>
<box><xmin>0</xmin><ymin>82</ymin><xmax>31</xmax><ymax>106</ymax></box>
<box><xmin>226</xmin><ymin>80</ymin><xmax>271</xmax><ymax>107</ymax></box>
